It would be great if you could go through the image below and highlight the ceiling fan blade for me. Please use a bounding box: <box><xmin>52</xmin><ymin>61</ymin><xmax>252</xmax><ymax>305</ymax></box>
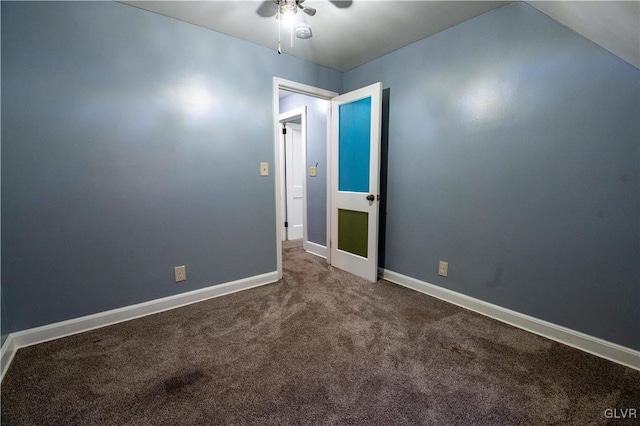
<box><xmin>300</xmin><ymin>5</ymin><xmax>316</xmax><ymax>16</ymax></box>
<box><xmin>256</xmin><ymin>0</ymin><xmax>277</xmax><ymax>18</ymax></box>
<box><xmin>329</xmin><ymin>0</ymin><xmax>352</xmax><ymax>8</ymax></box>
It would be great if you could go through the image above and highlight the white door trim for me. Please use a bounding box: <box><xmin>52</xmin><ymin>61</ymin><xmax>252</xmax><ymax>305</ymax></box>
<box><xmin>272</xmin><ymin>77</ymin><xmax>338</xmax><ymax>279</ymax></box>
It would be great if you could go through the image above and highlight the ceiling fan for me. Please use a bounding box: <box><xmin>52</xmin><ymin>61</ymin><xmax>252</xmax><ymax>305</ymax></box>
<box><xmin>258</xmin><ymin>0</ymin><xmax>317</xmax><ymax>53</ymax></box>
<box><xmin>257</xmin><ymin>0</ymin><xmax>317</xmax><ymax>19</ymax></box>
<box><xmin>256</xmin><ymin>1</ymin><xmax>353</xmax><ymax>53</ymax></box>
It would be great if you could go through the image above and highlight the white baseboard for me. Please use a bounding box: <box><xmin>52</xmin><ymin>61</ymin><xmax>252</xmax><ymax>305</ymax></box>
<box><xmin>304</xmin><ymin>241</ymin><xmax>327</xmax><ymax>259</ymax></box>
<box><xmin>1</xmin><ymin>334</ymin><xmax>17</xmax><ymax>382</ymax></box>
<box><xmin>0</xmin><ymin>271</ymin><xmax>279</xmax><ymax>382</ymax></box>
<box><xmin>382</xmin><ymin>269</ymin><xmax>640</xmax><ymax>371</ymax></box>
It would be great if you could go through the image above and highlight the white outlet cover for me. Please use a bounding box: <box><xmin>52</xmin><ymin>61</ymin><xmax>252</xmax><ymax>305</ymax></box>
<box><xmin>438</xmin><ymin>261</ymin><xmax>449</xmax><ymax>277</ymax></box>
<box><xmin>174</xmin><ymin>265</ymin><xmax>187</xmax><ymax>282</ymax></box>
<box><xmin>260</xmin><ymin>162</ymin><xmax>269</xmax><ymax>176</ymax></box>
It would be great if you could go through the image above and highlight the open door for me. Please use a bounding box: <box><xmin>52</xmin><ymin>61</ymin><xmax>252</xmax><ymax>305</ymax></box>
<box><xmin>330</xmin><ymin>82</ymin><xmax>382</xmax><ymax>282</ymax></box>
<box><xmin>283</xmin><ymin>122</ymin><xmax>304</xmax><ymax>240</ymax></box>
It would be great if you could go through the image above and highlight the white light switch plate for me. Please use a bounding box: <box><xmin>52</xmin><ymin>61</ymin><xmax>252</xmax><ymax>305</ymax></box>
<box><xmin>260</xmin><ymin>162</ymin><xmax>269</xmax><ymax>176</ymax></box>
<box><xmin>310</xmin><ymin>166</ymin><xmax>317</xmax><ymax>177</ymax></box>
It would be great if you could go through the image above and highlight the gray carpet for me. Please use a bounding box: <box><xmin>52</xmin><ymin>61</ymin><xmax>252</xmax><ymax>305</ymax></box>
<box><xmin>2</xmin><ymin>240</ymin><xmax>639</xmax><ymax>425</ymax></box>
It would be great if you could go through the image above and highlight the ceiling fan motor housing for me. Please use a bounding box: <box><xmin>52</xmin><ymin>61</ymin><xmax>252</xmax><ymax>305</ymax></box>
<box><xmin>275</xmin><ymin>0</ymin><xmax>316</xmax><ymax>17</ymax></box>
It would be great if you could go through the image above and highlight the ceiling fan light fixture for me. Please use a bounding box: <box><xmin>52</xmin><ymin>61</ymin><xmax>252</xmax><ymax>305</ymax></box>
<box><xmin>295</xmin><ymin>24</ymin><xmax>312</xmax><ymax>39</ymax></box>
<box><xmin>277</xmin><ymin>1</ymin><xmax>298</xmax><ymax>19</ymax></box>
<box><xmin>277</xmin><ymin>9</ymin><xmax>296</xmax><ymax>23</ymax></box>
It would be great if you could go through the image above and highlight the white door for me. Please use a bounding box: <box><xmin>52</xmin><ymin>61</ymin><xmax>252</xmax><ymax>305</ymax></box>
<box><xmin>284</xmin><ymin>123</ymin><xmax>304</xmax><ymax>240</ymax></box>
<box><xmin>330</xmin><ymin>82</ymin><xmax>382</xmax><ymax>282</ymax></box>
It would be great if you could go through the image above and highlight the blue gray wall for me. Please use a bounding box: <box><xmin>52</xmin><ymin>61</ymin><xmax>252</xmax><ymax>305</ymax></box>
<box><xmin>1</xmin><ymin>1</ymin><xmax>341</xmax><ymax>333</ymax></box>
<box><xmin>280</xmin><ymin>94</ymin><xmax>329</xmax><ymax>246</ymax></box>
<box><xmin>344</xmin><ymin>3</ymin><xmax>640</xmax><ymax>350</ymax></box>
<box><xmin>2</xmin><ymin>1</ymin><xmax>638</xmax><ymax>352</ymax></box>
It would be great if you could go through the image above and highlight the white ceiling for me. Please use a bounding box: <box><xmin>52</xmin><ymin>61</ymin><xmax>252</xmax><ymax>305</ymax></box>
<box><xmin>121</xmin><ymin>1</ymin><xmax>640</xmax><ymax>71</ymax></box>
<box><xmin>528</xmin><ymin>1</ymin><xmax>639</xmax><ymax>70</ymax></box>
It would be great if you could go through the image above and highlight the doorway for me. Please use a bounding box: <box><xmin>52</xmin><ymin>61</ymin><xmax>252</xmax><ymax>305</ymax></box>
<box><xmin>273</xmin><ymin>78</ymin><xmax>337</xmax><ymax>280</ymax></box>
<box><xmin>273</xmin><ymin>78</ymin><xmax>383</xmax><ymax>283</ymax></box>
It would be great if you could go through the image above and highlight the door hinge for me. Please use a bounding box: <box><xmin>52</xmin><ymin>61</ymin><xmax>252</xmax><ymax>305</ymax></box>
<box><xmin>284</xmin><ymin>221</ymin><xmax>289</xmax><ymax>228</ymax></box>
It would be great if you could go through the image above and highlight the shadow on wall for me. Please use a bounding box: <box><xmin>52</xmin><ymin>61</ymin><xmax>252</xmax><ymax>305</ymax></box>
<box><xmin>378</xmin><ymin>88</ymin><xmax>390</xmax><ymax>271</ymax></box>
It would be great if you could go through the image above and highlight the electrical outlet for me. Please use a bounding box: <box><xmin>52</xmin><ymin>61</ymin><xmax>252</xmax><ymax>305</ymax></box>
<box><xmin>260</xmin><ymin>162</ymin><xmax>269</xmax><ymax>176</ymax></box>
<box><xmin>174</xmin><ymin>265</ymin><xmax>186</xmax><ymax>282</ymax></box>
<box><xmin>310</xmin><ymin>166</ymin><xmax>317</xmax><ymax>177</ymax></box>
<box><xmin>438</xmin><ymin>261</ymin><xmax>449</xmax><ymax>277</ymax></box>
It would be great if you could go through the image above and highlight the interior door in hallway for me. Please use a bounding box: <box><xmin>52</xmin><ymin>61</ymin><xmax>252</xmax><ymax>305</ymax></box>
<box><xmin>285</xmin><ymin>123</ymin><xmax>304</xmax><ymax>240</ymax></box>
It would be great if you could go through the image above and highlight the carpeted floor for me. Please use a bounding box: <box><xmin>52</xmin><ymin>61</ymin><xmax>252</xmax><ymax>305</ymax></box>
<box><xmin>2</xmin><ymin>240</ymin><xmax>639</xmax><ymax>425</ymax></box>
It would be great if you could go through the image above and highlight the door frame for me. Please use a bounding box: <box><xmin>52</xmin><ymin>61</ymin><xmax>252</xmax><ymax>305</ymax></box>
<box><xmin>279</xmin><ymin>108</ymin><xmax>306</xmax><ymax>243</ymax></box>
<box><xmin>273</xmin><ymin>77</ymin><xmax>338</xmax><ymax>280</ymax></box>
